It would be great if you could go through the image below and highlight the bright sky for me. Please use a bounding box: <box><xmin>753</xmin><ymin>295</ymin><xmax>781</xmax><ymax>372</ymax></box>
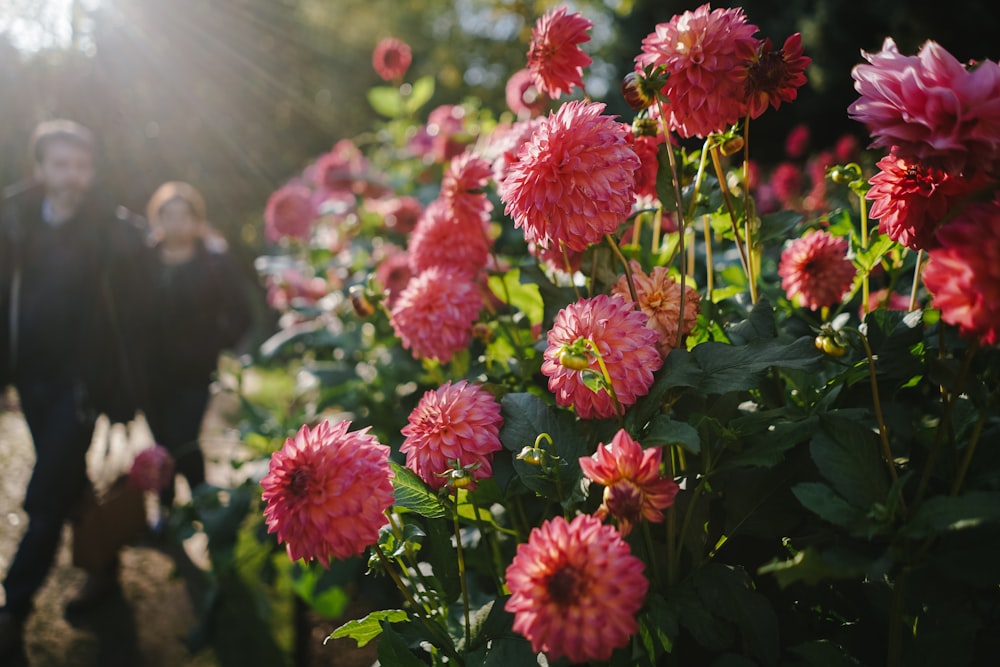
<box><xmin>0</xmin><ymin>0</ymin><xmax>101</xmax><ymax>52</ymax></box>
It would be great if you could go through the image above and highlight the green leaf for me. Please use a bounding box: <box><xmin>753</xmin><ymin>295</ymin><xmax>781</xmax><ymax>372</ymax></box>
<box><xmin>693</xmin><ymin>564</ymin><xmax>780</xmax><ymax>667</ymax></box>
<box><xmin>367</xmin><ymin>86</ymin><xmax>404</xmax><ymax>118</ymax></box>
<box><xmin>758</xmin><ymin>546</ymin><xmax>875</xmax><ymax>588</ymax></box>
<box><xmin>403</xmin><ymin>75</ymin><xmax>435</xmax><ymax>114</ymax></box>
<box><xmin>391</xmin><ymin>462</ymin><xmax>447</xmax><ymax>518</ymax></box>
<box><xmin>328</xmin><ymin>609</ymin><xmax>409</xmax><ymax>648</ymax></box>
<box><xmin>638</xmin><ymin>593</ymin><xmax>678</xmax><ymax>658</ymax></box>
<box><xmin>644</xmin><ymin>415</ymin><xmax>701</xmax><ymax>454</ymax></box>
<box><xmin>376</xmin><ymin>621</ymin><xmax>426</xmax><ymax>666</ymax></box>
<box><xmin>488</xmin><ymin>269</ymin><xmax>544</xmax><ymax>326</ymax></box>
<box><xmin>788</xmin><ymin>640</ymin><xmax>863</xmax><ymax>667</ymax></box>
<box><xmin>792</xmin><ymin>482</ymin><xmax>873</xmax><ymax>536</ymax></box>
<box><xmin>900</xmin><ymin>491</ymin><xmax>1000</xmax><ymax>540</ymax></box>
<box><xmin>810</xmin><ymin>415</ymin><xmax>890</xmax><ymax>508</ymax></box>
<box><xmin>852</xmin><ymin>232</ymin><xmax>896</xmax><ymax>273</ymax></box>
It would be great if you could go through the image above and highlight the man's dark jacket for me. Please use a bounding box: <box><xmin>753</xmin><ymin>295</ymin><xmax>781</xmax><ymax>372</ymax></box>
<box><xmin>0</xmin><ymin>181</ymin><xmax>154</xmax><ymax>421</ymax></box>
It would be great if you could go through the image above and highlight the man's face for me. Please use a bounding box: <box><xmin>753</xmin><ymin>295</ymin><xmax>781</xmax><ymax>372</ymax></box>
<box><xmin>33</xmin><ymin>139</ymin><xmax>95</xmax><ymax>204</ymax></box>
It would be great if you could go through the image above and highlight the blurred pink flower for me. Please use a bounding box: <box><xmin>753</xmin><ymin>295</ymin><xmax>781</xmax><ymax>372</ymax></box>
<box><xmin>834</xmin><ymin>133</ymin><xmax>861</xmax><ymax>163</ymax></box>
<box><xmin>637</xmin><ymin>3</ymin><xmax>761</xmax><ymax>138</ymax></box>
<box><xmin>390</xmin><ymin>266</ymin><xmax>483</xmax><ymax>362</ymax></box>
<box><xmin>630</xmin><ymin>133</ymin><xmax>664</xmax><ymax>200</ymax></box>
<box><xmin>779</xmin><ymin>230</ymin><xmax>856</xmax><ymax>310</ymax></box>
<box><xmin>261</xmin><ymin>420</ymin><xmax>394</xmax><ymax>564</ymax></box>
<box><xmin>505</xmin><ymin>514</ymin><xmax>648</xmax><ymax>663</ymax></box>
<box><xmin>501</xmin><ymin>100</ymin><xmax>640</xmax><ymax>252</ymax></box>
<box><xmin>506</xmin><ymin>68</ymin><xmax>548</xmax><ymax>119</ymax></box>
<box><xmin>923</xmin><ymin>197</ymin><xmax>1000</xmax><ymax>345</ymax></box>
<box><xmin>849</xmin><ymin>38</ymin><xmax>1000</xmax><ymax>174</ymax></box>
<box><xmin>372</xmin><ymin>37</ymin><xmax>412</xmax><ymax>81</ymax></box>
<box><xmin>367</xmin><ymin>196</ymin><xmax>423</xmax><ymax>234</ymax></box>
<box><xmin>542</xmin><ymin>294</ymin><xmax>662</xmax><ymax>420</ymax></box>
<box><xmin>440</xmin><ymin>152</ymin><xmax>495</xmax><ymax>229</ymax></box>
<box><xmin>400</xmin><ymin>380</ymin><xmax>503</xmax><ymax>490</ymax></box>
<box><xmin>264</xmin><ymin>184</ymin><xmax>316</xmax><ymax>243</ymax></box>
<box><xmin>861</xmin><ymin>288</ymin><xmax>911</xmax><ymax>318</ymax></box>
<box><xmin>611</xmin><ymin>262</ymin><xmax>701</xmax><ymax>358</ymax></box>
<box><xmin>408</xmin><ymin>199</ymin><xmax>490</xmax><ymax>277</ymax></box>
<box><xmin>528</xmin><ymin>241</ymin><xmax>583</xmax><ymax>275</ymax></box>
<box><xmin>527</xmin><ymin>6</ymin><xmax>593</xmax><ymax>99</ymax></box>
<box><xmin>579</xmin><ymin>429</ymin><xmax>679</xmax><ymax>536</ymax></box>
<box><xmin>485</xmin><ymin>117</ymin><xmax>545</xmax><ymax>189</ymax></box>
<box><xmin>414</xmin><ymin>105</ymin><xmax>469</xmax><ymax>163</ymax></box>
<box><xmin>746</xmin><ymin>33</ymin><xmax>811</xmax><ymax>120</ymax></box>
<box><xmin>129</xmin><ymin>445</ymin><xmax>175</xmax><ymax>493</ymax></box>
<box><xmin>374</xmin><ymin>246</ymin><xmax>413</xmax><ymax>309</ymax></box>
<box><xmin>770</xmin><ymin>162</ymin><xmax>803</xmax><ymax>207</ymax></box>
<box><xmin>784</xmin><ymin>123</ymin><xmax>810</xmax><ymax>159</ymax></box>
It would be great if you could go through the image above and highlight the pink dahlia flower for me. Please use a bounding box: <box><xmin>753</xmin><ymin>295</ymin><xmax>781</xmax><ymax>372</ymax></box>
<box><xmin>579</xmin><ymin>429</ymin><xmax>679</xmax><ymax>536</ymax></box>
<box><xmin>637</xmin><ymin>3</ymin><xmax>761</xmax><ymax>138</ymax></box>
<box><xmin>506</xmin><ymin>68</ymin><xmax>548</xmax><ymax>119</ymax></box>
<box><xmin>630</xmin><ymin>133</ymin><xmax>664</xmax><ymax>201</ymax></box>
<box><xmin>129</xmin><ymin>445</ymin><xmax>175</xmax><ymax>493</ymax></box>
<box><xmin>372</xmin><ymin>37</ymin><xmax>412</xmax><ymax>81</ymax></box>
<box><xmin>505</xmin><ymin>514</ymin><xmax>648</xmax><ymax>663</ymax></box>
<box><xmin>611</xmin><ymin>262</ymin><xmax>701</xmax><ymax>358</ymax></box>
<box><xmin>440</xmin><ymin>152</ymin><xmax>495</xmax><ymax>230</ymax></box>
<box><xmin>784</xmin><ymin>123</ymin><xmax>810</xmax><ymax>159</ymax></box>
<box><xmin>779</xmin><ymin>230</ymin><xmax>856</xmax><ymax>310</ymax></box>
<box><xmin>261</xmin><ymin>420</ymin><xmax>394</xmax><ymax>564</ymax></box>
<box><xmin>867</xmin><ymin>150</ymin><xmax>971</xmax><ymax>250</ymax></box>
<box><xmin>528</xmin><ymin>241</ymin><xmax>583</xmax><ymax>275</ymax></box>
<box><xmin>400</xmin><ymin>380</ymin><xmax>503</xmax><ymax>490</ymax></box>
<box><xmin>264</xmin><ymin>184</ymin><xmax>316</xmax><ymax>243</ymax></box>
<box><xmin>367</xmin><ymin>195</ymin><xmax>423</xmax><ymax>234</ymax></box>
<box><xmin>745</xmin><ymin>33</ymin><xmax>811</xmax><ymax>120</ymax></box>
<box><xmin>849</xmin><ymin>38</ymin><xmax>1000</xmax><ymax>174</ymax></box>
<box><xmin>527</xmin><ymin>6</ymin><xmax>593</xmax><ymax>99</ymax></box>
<box><xmin>923</xmin><ymin>198</ymin><xmax>1000</xmax><ymax>345</ymax></box>
<box><xmin>485</xmin><ymin>117</ymin><xmax>545</xmax><ymax>190</ymax></box>
<box><xmin>770</xmin><ymin>162</ymin><xmax>804</xmax><ymax>209</ymax></box>
<box><xmin>374</xmin><ymin>246</ymin><xmax>413</xmax><ymax>309</ymax></box>
<box><xmin>501</xmin><ymin>100</ymin><xmax>640</xmax><ymax>252</ymax></box>
<box><xmin>542</xmin><ymin>294</ymin><xmax>662</xmax><ymax>420</ymax></box>
<box><xmin>408</xmin><ymin>199</ymin><xmax>490</xmax><ymax>278</ymax></box>
<box><xmin>389</xmin><ymin>266</ymin><xmax>483</xmax><ymax>363</ymax></box>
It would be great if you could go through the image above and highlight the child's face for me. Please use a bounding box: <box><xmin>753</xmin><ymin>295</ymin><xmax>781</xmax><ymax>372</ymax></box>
<box><xmin>157</xmin><ymin>198</ymin><xmax>201</xmax><ymax>246</ymax></box>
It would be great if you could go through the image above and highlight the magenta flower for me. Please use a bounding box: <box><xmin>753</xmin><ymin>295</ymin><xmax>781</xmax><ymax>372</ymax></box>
<box><xmin>542</xmin><ymin>294</ymin><xmax>662</xmax><ymax>420</ymax></box>
<box><xmin>389</xmin><ymin>266</ymin><xmax>483</xmax><ymax>363</ymax></box>
<box><xmin>264</xmin><ymin>184</ymin><xmax>316</xmax><ymax>243</ymax></box>
<box><xmin>408</xmin><ymin>199</ymin><xmax>490</xmax><ymax>278</ymax></box>
<box><xmin>527</xmin><ymin>6</ymin><xmax>593</xmax><ymax>99</ymax></box>
<box><xmin>367</xmin><ymin>195</ymin><xmax>423</xmax><ymax>234</ymax></box>
<box><xmin>129</xmin><ymin>445</ymin><xmax>175</xmax><ymax>493</ymax></box>
<box><xmin>505</xmin><ymin>68</ymin><xmax>548</xmax><ymax>119</ymax></box>
<box><xmin>779</xmin><ymin>230</ymin><xmax>856</xmax><ymax>310</ymax></box>
<box><xmin>505</xmin><ymin>514</ymin><xmax>648</xmax><ymax>663</ymax></box>
<box><xmin>637</xmin><ymin>3</ymin><xmax>761</xmax><ymax>138</ymax></box>
<box><xmin>261</xmin><ymin>420</ymin><xmax>394</xmax><ymax>564</ymax></box>
<box><xmin>374</xmin><ymin>246</ymin><xmax>413</xmax><ymax>309</ymax></box>
<box><xmin>849</xmin><ymin>38</ymin><xmax>1000</xmax><ymax>174</ymax></box>
<box><xmin>745</xmin><ymin>33</ymin><xmax>811</xmax><ymax>120</ymax></box>
<box><xmin>923</xmin><ymin>197</ymin><xmax>1000</xmax><ymax>345</ymax></box>
<box><xmin>501</xmin><ymin>100</ymin><xmax>640</xmax><ymax>252</ymax></box>
<box><xmin>372</xmin><ymin>38</ymin><xmax>412</xmax><ymax>81</ymax></box>
<box><xmin>400</xmin><ymin>381</ymin><xmax>503</xmax><ymax>490</ymax></box>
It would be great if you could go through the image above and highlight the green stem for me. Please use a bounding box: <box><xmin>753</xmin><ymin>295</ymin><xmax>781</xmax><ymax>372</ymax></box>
<box><xmin>642</xmin><ymin>521</ymin><xmax>663</xmax><ymax>589</ymax></box>
<box><xmin>605</xmin><ymin>234</ymin><xmax>638</xmax><ymax>307</ymax></box>
<box><xmin>665</xmin><ymin>445</ymin><xmax>678</xmax><ymax>589</ymax></box>
<box><xmin>742</xmin><ymin>112</ymin><xmax>758</xmax><ymax>304</ymax></box>
<box><xmin>854</xmin><ymin>329</ymin><xmax>899</xmax><ymax>487</ymax></box>
<box><xmin>709</xmin><ymin>144</ymin><xmax>754</xmax><ymax>299</ymax></box>
<box><xmin>452</xmin><ymin>494</ymin><xmax>472</xmax><ymax>650</ymax></box>
<box><xmin>951</xmin><ymin>410</ymin><xmax>988</xmax><ymax>496</ymax></box>
<box><xmin>908</xmin><ymin>249</ymin><xmax>924</xmax><ymax>313</ymax></box>
<box><xmin>888</xmin><ymin>568</ymin><xmax>908</xmax><ymax>667</ymax></box>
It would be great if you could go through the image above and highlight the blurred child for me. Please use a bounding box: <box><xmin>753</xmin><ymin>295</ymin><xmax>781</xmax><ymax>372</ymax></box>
<box><xmin>143</xmin><ymin>182</ymin><xmax>251</xmax><ymax>515</ymax></box>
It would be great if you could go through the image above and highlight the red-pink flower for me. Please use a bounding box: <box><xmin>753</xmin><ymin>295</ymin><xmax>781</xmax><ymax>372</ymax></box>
<box><xmin>485</xmin><ymin>118</ymin><xmax>545</xmax><ymax>190</ymax></box>
<box><xmin>771</xmin><ymin>162</ymin><xmax>804</xmax><ymax>208</ymax></box>
<box><xmin>408</xmin><ymin>199</ymin><xmax>490</xmax><ymax>277</ymax></box>
<box><xmin>505</xmin><ymin>514</ymin><xmax>648</xmax><ymax>663</ymax></box>
<box><xmin>440</xmin><ymin>152</ymin><xmax>495</xmax><ymax>228</ymax></box>
<box><xmin>745</xmin><ymin>33</ymin><xmax>811</xmax><ymax>120</ymax></box>
<box><xmin>861</xmin><ymin>288</ymin><xmax>910</xmax><ymax>318</ymax></box>
<box><xmin>923</xmin><ymin>197</ymin><xmax>1000</xmax><ymax>345</ymax></box>
<box><xmin>129</xmin><ymin>445</ymin><xmax>175</xmax><ymax>493</ymax></box>
<box><xmin>867</xmin><ymin>150</ymin><xmax>970</xmax><ymax>250</ymax></box>
<box><xmin>389</xmin><ymin>266</ymin><xmax>483</xmax><ymax>362</ymax></box>
<box><xmin>313</xmin><ymin>139</ymin><xmax>382</xmax><ymax>197</ymax></box>
<box><xmin>261</xmin><ymin>420</ymin><xmax>394</xmax><ymax>564</ymax></box>
<box><xmin>637</xmin><ymin>3</ymin><xmax>761</xmax><ymax>138</ymax></box>
<box><xmin>849</xmin><ymin>38</ymin><xmax>1000</xmax><ymax>174</ymax></box>
<box><xmin>779</xmin><ymin>230</ymin><xmax>856</xmax><ymax>310</ymax></box>
<box><xmin>372</xmin><ymin>38</ymin><xmax>412</xmax><ymax>81</ymax></box>
<box><xmin>411</xmin><ymin>105</ymin><xmax>469</xmax><ymax>163</ymax></box>
<box><xmin>630</xmin><ymin>133</ymin><xmax>664</xmax><ymax>200</ymax></box>
<box><xmin>374</xmin><ymin>246</ymin><xmax>413</xmax><ymax>309</ymax></box>
<box><xmin>367</xmin><ymin>195</ymin><xmax>423</xmax><ymax>234</ymax></box>
<box><xmin>542</xmin><ymin>294</ymin><xmax>662</xmax><ymax>420</ymax></box>
<box><xmin>784</xmin><ymin>123</ymin><xmax>810</xmax><ymax>159</ymax></box>
<box><xmin>526</xmin><ymin>6</ymin><xmax>593</xmax><ymax>99</ymax></box>
<box><xmin>528</xmin><ymin>241</ymin><xmax>583</xmax><ymax>275</ymax></box>
<box><xmin>400</xmin><ymin>381</ymin><xmax>503</xmax><ymax>490</ymax></box>
<box><xmin>506</xmin><ymin>68</ymin><xmax>548</xmax><ymax>119</ymax></box>
<box><xmin>264</xmin><ymin>184</ymin><xmax>316</xmax><ymax>243</ymax></box>
<box><xmin>611</xmin><ymin>262</ymin><xmax>701</xmax><ymax>358</ymax></box>
<box><xmin>501</xmin><ymin>100</ymin><xmax>640</xmax><ymax>252</ymax></box>
<box><xmin>579</xmin><ymin>429</ymin><xmax>678</xmax><ymax>536</ymax></box>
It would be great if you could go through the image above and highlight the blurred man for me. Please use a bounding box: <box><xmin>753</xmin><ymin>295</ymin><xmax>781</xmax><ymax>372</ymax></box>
<box><xmin>0</xmin><ymin>120</ymin><xmax>151</xmax><ymax>656</ymax></box>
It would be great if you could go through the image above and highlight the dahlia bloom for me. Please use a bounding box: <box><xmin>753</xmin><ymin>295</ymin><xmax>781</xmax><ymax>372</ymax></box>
<box><xmin>778</xmin><ymin>230</ymin><xmax>856</xmax><ymax>310</ymax></box>
<box><xmin>526</xmin><ymin>6</ymin><xmax>593</xmax><ymax>99</ymax></box>
<box><xmin>264</xmin><ymin>184</ymin><xmax>316</xmax><ymax>243</ymax></box>
<box><xmin>408</xmin><ymin>199</ymin><xmax>490</xmax><ymax>277</ymax></box>
<box><xmin>374</xmin><ymin>246</ymin><xmax>413</xmax><ymax>309</ymax></box>
<box><xmin>440</xmin><ymin>152</ymin><xmax>495</xmax><ymax>230</ymax></box>
<box><xmin>745</xmin><ymin>33</ymin><xmax>811</xmax><ymax>120</ymax></box>
<box><xmin>528</xmin><ymin>241</ymin><xmax>583</xmax><ymax>275</ymax></box>
<box><xmin>611</xmin><ymin>262</ymin><xmax>701</xmax><ymax>358</ymax></box>
<box><xmin>923</xmin><ymin>198</ymin><xmax>1000</xmax><ymax>345</ymax></box>
<box><xmin>313</xmin><ymin>139</ymin><xmax>382</xmax><ymax>197</ymax></box>
<box><xmin>637</xmin><ymin>4</ymin><xmax>761</xmax><ymax>138</ymax></box>
<box><xmin>867</xmin><ymin>150</ymin><xmax>970</xmax><ymax>250</ymax></box>
<box><xmin>484</xmin><ymin>117</ymin><xmax>546</xmax><ymax>190</ymax></box>
<box><xmin>129</xmin><ymin>445</ymin><xmax>175</xmax><ymax>493</ymax></box>
<box><xmin>367</xmin><ymin>195</ymin><xmax>423</xmax><ymax>234</ymax></box>
<box><xmin>630</xmin><ymin>133</ymin><xmax>664</xmax><ymax>201</ymax></box>
<box><xmin>261</xmin><ymin>420</ymin><xmax>394</xmax><ymax>564</ymax></box>
<box><xmin>506</xmin><ymin>68</ymin><xmax>548</xmax><ymax>119</ymax></box>
<box><xmin>411</xmin><ymin>105</ymin><xmax>469</xmax><ymax>163</ymax></box>
<box><xmin>770</xmin><ymin>162</ymin><xmax>804</xmax><ymax>208</ymax></box>
<box><xmin>389</xmin><ymin>266</ymin><xmax>483</xmax><ymax>362</ymax></box>
<box><xmin>542</xmin><ymin>294</ymin><xmax>662</xmax><ymax>419</ymax></box>
<box><xmin>784</xmin><ymin>123</ymin><xmax>810</xmax><ymax>159</ymax></box>
<box><xmin>372</xmin><ymin>37</ymin><xmax>412</xmax><ymax>81</ymax></box>
<box><xmin>501</xmin><ymin>100</ymin><xmax>640</xmax><ymax>252</ymax></box>
<box><xmin>849</xmin><ymin>38</ymin><xmax>1000</xmax><ymax>174</ymax></box>
<box><xmin>579</xmin><ymin>429</ymin><xmax>679</xmax><ymax>536</ymax></box>
<box><xmin>505</xmin><ymin>514</ymin><xmax>648</xmax><ymax>663</ymax></box>
<box><xmin>400</xmin><ymin>380</ymin><xmax>503</xmax><ymax>490</ymax></box>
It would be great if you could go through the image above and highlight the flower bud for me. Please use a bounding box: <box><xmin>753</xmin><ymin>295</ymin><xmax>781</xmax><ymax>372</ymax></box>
<box><xmin>349</xmin><ymin>284</ymin><xmax>375</xmax><ymax>318</ymax></box>
<box><xmin>448</xmin><ymin>468</ymin><xmax>475</xmax><ymax>489</ymax></box>
<box><xmin>814</xmin><ymin>335</ymin><xmax>847</xmax><ymax>358</ymax></box>
<box><xmin>719</xmin><ymin>135</ymin><xmax>744</xmax><ymax>156</ymax></box>
<box><xmin>472</xmin><ymin>322</ymin><xmax>493</xmax><ymax>344</ymax></box>
<box><xmin>516</xmin><ymin>446</ymin><xmax>546</xmax><ymax>467</ymax></box>
<box><xmin>559</xmin><ymin>348</ymin><xmax>591</xmax><ymax>371</ymax></box>
<box><xmin>621</xmin><ymin>71</ymin><xmax>655</xmax><ymax>111</ymax></box>
<box><xmin>632</xmin><ymin>116</ymin><xmax>660</xmax><ymax>138</ymax></box>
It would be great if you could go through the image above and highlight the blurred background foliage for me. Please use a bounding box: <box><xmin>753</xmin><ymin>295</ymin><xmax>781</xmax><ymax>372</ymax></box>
<box><xmin>2</xmin><ymin>0</ymin><xmax>999</xmax><ymax>256</ymax></box>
